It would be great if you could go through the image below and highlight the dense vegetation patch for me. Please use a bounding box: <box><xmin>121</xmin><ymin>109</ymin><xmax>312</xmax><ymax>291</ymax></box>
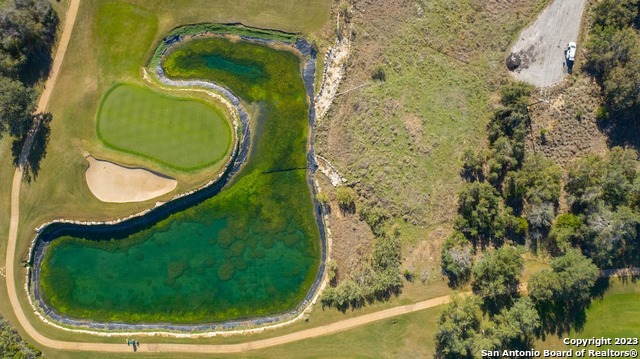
<box><xmin>584</xmin><ymin>0</ymin><xmax>640</xmax><ymax>121</ymax></box>
<box><xmin>0</xmin><ymin>0</ymin><xmax>57</xmax><ymax>179</ymax></box>
<box><xmin>436</xmin><ymin>83</ymin><xmax>604</xmax><ymax>358</ymax></box>
<box><xmin>97</xmin><ymin>83</ymin><xmax>232</xmax><ymax>171</ymax></box>
<box><xmin>0</xmin><ymin>314</ymin><xmax>43</xmax><ymax>359</ymax></box>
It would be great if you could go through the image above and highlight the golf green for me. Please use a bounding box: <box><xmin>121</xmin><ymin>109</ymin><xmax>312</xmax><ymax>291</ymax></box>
<box><xmin>97</xmin><ymin>83</ymin><xmax>233</xmax><ymax>170</ymax></box>
<box><xmin>38</xmin><ymin>34</ymin><xmax>320</xmax><ymax>324</ymax></box>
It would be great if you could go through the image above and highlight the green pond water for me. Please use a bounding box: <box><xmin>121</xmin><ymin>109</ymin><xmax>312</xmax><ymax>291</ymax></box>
<box><xmin>39</xmin><ymin>36</ymin><xmax>320</xmax><ymax>324</ymax></box>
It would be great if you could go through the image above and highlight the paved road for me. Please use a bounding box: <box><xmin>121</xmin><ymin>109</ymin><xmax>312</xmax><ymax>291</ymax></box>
<box><xmin>508</xmin><ymin>0</ymin><xmax>588</xmax><ymax>87</ymax></box>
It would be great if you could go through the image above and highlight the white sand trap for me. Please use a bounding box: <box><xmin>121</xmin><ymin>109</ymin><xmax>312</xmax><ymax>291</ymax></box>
<box><xmin>85</xmin><ymin>156</ymin><xmax>177</xmax><ymax>203</ymax></box>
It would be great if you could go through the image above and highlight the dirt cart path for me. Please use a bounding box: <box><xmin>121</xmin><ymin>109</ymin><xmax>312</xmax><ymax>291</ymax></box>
<box><xmin>508</xmin><ymin>0</ymin><xmax>588</xmax><ymax>87</ymax></box>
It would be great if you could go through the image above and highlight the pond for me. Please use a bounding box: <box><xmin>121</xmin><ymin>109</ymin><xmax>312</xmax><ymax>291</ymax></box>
<box><xmin>36</xmin><ymin>34</ymin><xmax>321</xmax><ymax>325</ymax></box>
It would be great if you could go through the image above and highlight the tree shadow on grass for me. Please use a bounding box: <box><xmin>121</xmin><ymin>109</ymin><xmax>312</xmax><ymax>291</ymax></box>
<box><xmin>537</xmin><ymin>303</ymin><xmax>589</xmax><ymax>340</ymax></box>
<box><xmin>537</xmin><ymin>279</ymin><xmax>611</xmax><ymax>340</ymax></box>
<box><xmin>11</xmin><ymin>113</ymin><xmax>52</xmax><ymax>183</ymax></box>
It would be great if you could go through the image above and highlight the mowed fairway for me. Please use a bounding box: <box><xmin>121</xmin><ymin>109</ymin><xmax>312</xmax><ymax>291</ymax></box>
<box><xmin>97</xmin><ymin>83</ymin><xmax>232</xmax><ymax>170</ymax></box>
<box><xmin>538</xmin><ymin>278</ymin><xmax>640</xmax><ymax>351</ymax></box>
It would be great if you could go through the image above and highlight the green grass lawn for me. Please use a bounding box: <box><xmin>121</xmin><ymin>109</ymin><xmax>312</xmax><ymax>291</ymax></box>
<box><xmin>538</xmin><ymin>278</ymin><xmax>640</xmax><ymax>351</ymax></box>
<box><xmin>97</xmin><ymin>83</ymin><xmax>232</xmax><ymax>170</ymax></box>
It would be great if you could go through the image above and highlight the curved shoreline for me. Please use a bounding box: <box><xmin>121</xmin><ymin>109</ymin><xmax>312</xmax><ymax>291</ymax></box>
<box><xmin>26</xmin><ymin>30</ymin><xmax>327</xmax><ymax>335</ymax></box>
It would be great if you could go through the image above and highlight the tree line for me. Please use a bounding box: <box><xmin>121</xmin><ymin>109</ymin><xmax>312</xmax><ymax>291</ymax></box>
<box><xmin>435</xmin><ymin>81</ymin><xmax>617</xmax><ymax>358</ymax></box>
<box><xmin>0</xmin><ymin>0</ymin><xmax>57</xmax><ymax>180</ymax></box>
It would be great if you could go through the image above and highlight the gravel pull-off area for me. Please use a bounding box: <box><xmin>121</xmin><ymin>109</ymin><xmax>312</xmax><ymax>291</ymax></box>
<box><xmin>507</xmin><ymin>0</ymin><xmax>587</xmax><ymax>88</ymax></box>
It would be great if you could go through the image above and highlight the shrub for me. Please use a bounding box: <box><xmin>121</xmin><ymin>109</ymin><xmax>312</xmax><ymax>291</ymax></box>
<box><xmin>336</xmin><ymin>186</ymin><xmax>357</xmax><ymax>212</ymax></box>
<box><xmin>371</xmin><ymin>66</ymin><xmax>386</xmax><ymax>82</ymax></box>
<box><xmin>595</xmin><ymin>106</ymin><xmax>609</xmax><ymax>121</ymax></box>
<box><xmin>440</xmin><ymin>232</ymin><xmax>474</xmax><ymax>287</ymax></box>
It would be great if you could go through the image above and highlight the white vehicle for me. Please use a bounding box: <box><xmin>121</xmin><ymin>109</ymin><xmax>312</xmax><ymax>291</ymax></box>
<box><xmin>566</xmin><ymin>42</ymin><xmax>577</xmax><ymax>62</ymax></box>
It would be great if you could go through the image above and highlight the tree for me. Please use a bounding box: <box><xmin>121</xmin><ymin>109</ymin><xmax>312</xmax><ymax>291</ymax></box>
<box><xmin>548</xmin><ymin>213</ymin><xmax>584</xmax><ymax>254</ymax></box>
<box><xmin>455</xmin><ymin>182</ymin><xmax>505</xmax><ymax>248</ymax></box>
<box><xmin>585</xmin><ymin>25</ymin><xmax>636</xmax><ymax>80</ymax></box>
<box><xmin>603</xmin><ymin>147</ymin><xmax>638</xmax><ymax>208</ymax></box>
<box><xmin>500</xmin><ymin>81</ymin><xmax>532</xmax><ymax>109</ymax></box>
<box><xmin>487</xmin><ymin>136</ymin><xmax>518</xmax><ymax>183</ymax></box>
<box><xmin>336</xmin><ymin>186</ymin><xmax>357</xmax><ymax>213</ymax></box>
<box><xmin>368</xmin><ymin>233</ymin><xmax>402</xmax><ymax>298</ymax></box>
<box><xmin>513</xmin><ymin>156</ymin><xmax>563</xmax><ymax>205</ymax></box>
<box><xmin>526</xmin><ymin>201</ymin><xmax>555</xmax><ymax>243</ymax></box>
<box><xmin>592</xmin><ymin>0</ymin><xmax>640</xmax><ymax>30</ymax></box>
<box><xmin>603</xmin><ymin>52</ymin><xmax>640</xmax><ymax>113</ymax></box>
<box><xmin>471</xmin><ymin>245</ymin><xmax>524</xmax><ymax>315</ymax></box>
<box><xmin>435</xmin><ymin>295</ymin><xmax>483</xmax><ymax>359</ymax></box>
<box><xmin>326</xmin><ymin>259</ymin><xmax>337</xmax><ymax>285</ymax></box>
<box><xmin>584</xmin><ymin>8</ymin><xmax>640</xmax><ymax>117</ymax></box>
<box><xmin>320</xmin><ymin>278</ymin><xmax>364</xmax><ymax>311</ymax></box>
<box><xmin>565</xmin><ymin>154</ymin><xmax>606</xmax><ymax>213</ymax></box>
<box><xmin>461</xmin><ymin>149</ymin><xmax>487</xmax><ymax>182</ymax></box>
<box><xmin>584</xmin><ymin>205</ymin><xmax>640</xmax><ymax>267</ymax></box>
<box><xmin>441</xmin><ymin>232</ymin><xmax>474</xmax><ymax>287</ymax></box>
<box><xmin>529</xmin><ymin>249</ymin><xmax>599</xmax><ymax>335</ymax></box>
<box><xmin>0</xmin><ymin>75</ymin><xmax>35</xmax><ymax>138</ymax></box>
<box><xmin>490</xmin><ymin>298</ymin><xmax>541</xmax><ymax>352</ymax></box>
<box><xmin>0</xmin><ymin>0</ymin><xmax>58</xmax><ymax>76</ymax></box>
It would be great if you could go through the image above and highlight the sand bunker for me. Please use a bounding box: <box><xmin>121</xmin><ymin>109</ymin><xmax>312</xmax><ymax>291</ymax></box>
<box><xmin>85</xmin><ymin>156</ymin><xmax>177</xmax><ymax>203</ymax></box>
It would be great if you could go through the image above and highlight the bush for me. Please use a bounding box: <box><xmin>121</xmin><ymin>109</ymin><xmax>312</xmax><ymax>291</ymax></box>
<box><xmin>595</xmin><ymin>106</ymin><xmax>609</xmax><ymax>121</ymax></box>
<box><xmin>471</xmin><ymin>245</ymin><xmax>524</xmax><ymax>314</ymax></box>
<box><xmin>0</xmin><ymin>315</ymin><xmax>43</xmax><ymax>358</ymax></box>
<box><xmin>500</xmin><ymin>81</ymin><xmax>532</xmax><ymax>109</ymax></box>
<box><xmin>336</xmin><ymin>186</ymin><xmax>357</xmax><ymax>212</ymax></box>
<box><xmin>371</xmin><ymin>66</ymin><xmax>386</xmax><ymax>81</ymax></box>
<box><xmin>440</xmin><ymin>232</ymin><xmax>474</xmax><ymax>287</ymax></box>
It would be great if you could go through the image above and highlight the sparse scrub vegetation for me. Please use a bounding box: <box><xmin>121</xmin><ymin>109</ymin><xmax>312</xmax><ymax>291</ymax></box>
<box><xmin>317</xmin><ymin>0</ymin><xmax>550</xmax><ymax>232</ymax></box>
<box><xmin>321</xmin><ymin>226</ymin><xmax>402</xmax><ymax>311</ymax></box>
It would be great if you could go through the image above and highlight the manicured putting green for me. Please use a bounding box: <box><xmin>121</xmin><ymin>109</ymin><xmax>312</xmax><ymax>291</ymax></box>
<box><xmin>97</xmin><ymin>83</ymin><xmax>232</xmax><ymax>170</ymax></box>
